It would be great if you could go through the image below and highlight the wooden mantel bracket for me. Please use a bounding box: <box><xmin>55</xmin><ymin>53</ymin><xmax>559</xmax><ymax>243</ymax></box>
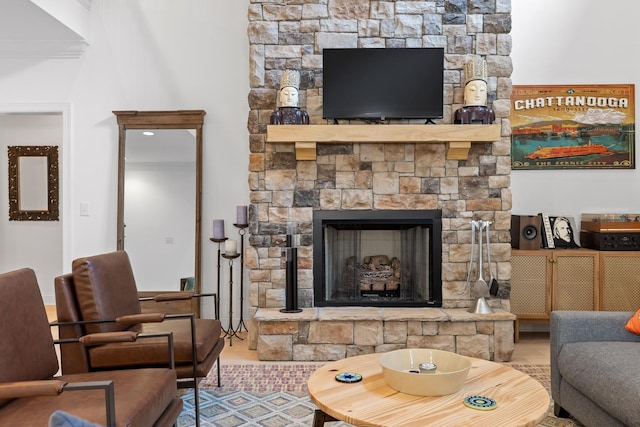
<box><xmin>447</xmin><ymin>141</ymin><xmax>472</xmax><ymax>160</ymax></box>
<box><xmin>266</xmin><ymin>124</ymin><xmax>501</xmax><ymax>161</ymax></box>
<box><xmin>294</xmin><ymin>142</ymin><xmax>317</xmax><ymax>161</ymax></box>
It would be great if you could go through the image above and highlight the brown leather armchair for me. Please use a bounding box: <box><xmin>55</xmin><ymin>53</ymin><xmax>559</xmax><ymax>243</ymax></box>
<box><xmin>54</xmin><ymin>250</ymin><xmax>224</xmax><ymax>426</ymax></box>
<box><xmin>0</xmin><ymin>268</ymin><xmax>182</xmax><ymax>427</ymax></box>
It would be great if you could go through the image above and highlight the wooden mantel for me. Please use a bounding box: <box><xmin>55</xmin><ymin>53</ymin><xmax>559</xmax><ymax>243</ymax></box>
<box><xmin>266</xmin><ymin>124</ymin><xmax>501</xmax><ymax>160</ymax></box>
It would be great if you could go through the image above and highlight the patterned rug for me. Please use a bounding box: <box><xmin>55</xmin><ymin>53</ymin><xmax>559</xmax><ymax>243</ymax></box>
<box><xmin>177</xmin><ymin>363</ymin><xmax>582</xmax><ymax>427</ymax></box>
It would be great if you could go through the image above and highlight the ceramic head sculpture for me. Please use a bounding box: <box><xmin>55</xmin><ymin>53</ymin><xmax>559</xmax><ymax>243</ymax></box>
<box><xmin>279</xmin><ymin>69</ymin><xmax>300</xmax><ymax>107</ymax></box>
<box><xmin>270</xmin><ymin>69</ymin><xmax>310</xmax><ymax>125</ymax></box>
<box><xmin>463</xmin><ymin>56</ymin><xmax>488</xmax><ymax>107</ymax></box>
<box><xmin>454</xmin><ymin>55</ymin><xmax>495</xmax><ymax>124</ymax></box>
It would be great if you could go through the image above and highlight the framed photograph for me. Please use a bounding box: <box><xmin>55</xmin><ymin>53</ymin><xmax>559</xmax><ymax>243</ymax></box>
<box><xmin>540</xmin><ymin>214</ymin><xmax>580</xmax><ymax>249</ymax></box>
<box><xmin>511</xmin><ymin>84</ymin><xmax>635</xmax><ymax>170</ymax></box>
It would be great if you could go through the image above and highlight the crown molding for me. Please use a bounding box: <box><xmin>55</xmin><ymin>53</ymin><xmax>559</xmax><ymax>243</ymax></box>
<box><xmin>0</xmin><ymin>39</ymin><xmax>88</xmax><ymax>59</ymax></box>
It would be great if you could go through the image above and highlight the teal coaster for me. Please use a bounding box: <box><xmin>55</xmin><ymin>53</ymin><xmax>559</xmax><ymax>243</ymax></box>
<box><xmin>463</xmin><ymin>395</ymin><xmax>497</xmax><ymax>410</ymax></box>
<box><xmin>335</xmin><ymin>372</ymin><xmax>362</xmax><ymax>383</ymax></box>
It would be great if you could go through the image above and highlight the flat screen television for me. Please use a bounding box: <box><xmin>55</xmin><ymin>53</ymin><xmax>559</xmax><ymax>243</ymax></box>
<box><xmin>322</xmin><ymin>48</ymin><xmax>444</xmax><ymax>121</ymax></box>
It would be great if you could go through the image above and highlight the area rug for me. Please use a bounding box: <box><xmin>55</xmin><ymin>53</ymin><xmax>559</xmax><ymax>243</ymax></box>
<box><xmin>177</xmin><ymin>363</ymin><xmax>582</xmax><ymax>427</ymax></box>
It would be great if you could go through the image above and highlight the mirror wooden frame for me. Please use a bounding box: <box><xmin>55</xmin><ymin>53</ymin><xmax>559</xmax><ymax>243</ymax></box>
<box><xmin>113</xmin><ymin>110</ymin><xmax>205</xmax><ymax>314</ymax></box>
<box><xmin>8</xmin><ymin>145</ymin><xmax>59</xmax><ymax>221</ymax></box>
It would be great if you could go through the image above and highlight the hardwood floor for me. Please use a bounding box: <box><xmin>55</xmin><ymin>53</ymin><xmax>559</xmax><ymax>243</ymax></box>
<box><xmin>509</xmin><ymin>331</ymin><xmax>550</xmax><ymax>364</ymax></box>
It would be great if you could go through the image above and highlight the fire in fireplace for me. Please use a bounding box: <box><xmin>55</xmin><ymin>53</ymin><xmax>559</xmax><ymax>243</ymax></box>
<box><xmin>312</xmin><ymin>210</ymin><xmax>442</xmax><ymax>307</ymax></box>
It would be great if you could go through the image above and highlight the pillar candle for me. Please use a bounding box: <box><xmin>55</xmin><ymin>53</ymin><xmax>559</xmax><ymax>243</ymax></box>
<box><xmin>213</xmin><ymin>219</ymin><xmax>225</xmax><ymax>239</ymax></box>
<box><xmin>236</xmin><ymin>205</ymin><xmax>248</xmax><ymax>225</ymax></box>
<box><xmin>225</xmin><ymin>239</ymin><xmax>237</xmax><ymax>256</ymax></box>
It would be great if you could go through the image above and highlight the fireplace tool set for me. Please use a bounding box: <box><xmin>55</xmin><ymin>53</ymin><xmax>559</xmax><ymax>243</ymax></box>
<box><xmin>466</xmin><ymin>220</ymin><xmax>497</xmax><ymax>314</ymax></box>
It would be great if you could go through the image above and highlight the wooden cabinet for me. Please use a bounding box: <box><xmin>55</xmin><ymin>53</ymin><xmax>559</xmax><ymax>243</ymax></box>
<box><xmin>511</xmin><ymin>249</ymin><xmax>599</xmax><ymax>341</ymax></box>
<box><xmin>510</xmin><ymin>251</ymin><xmax>551</xmax><ymax>323</ymax></box>
<box><xmin>599</xmin><ymin>251</ymin><xmax>640</xmax><ymax>311</ymax></box>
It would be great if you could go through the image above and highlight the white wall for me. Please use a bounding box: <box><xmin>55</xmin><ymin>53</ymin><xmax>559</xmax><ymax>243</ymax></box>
<box><xmin>0</xmin><ymin>114</ymin><xmax>63</xmax><ymax>300</ymax></box>
<box><xmin>0</xmin><ymin>1</ymin><xmax>250</xmax><ymax>322</ymax></box>
<box><xmin>511</xmin><ymin>0</ymin><xmax>640</xmax><ymax>221</ymax></box>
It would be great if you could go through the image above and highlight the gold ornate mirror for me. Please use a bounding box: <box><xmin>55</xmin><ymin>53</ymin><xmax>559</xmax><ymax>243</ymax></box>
<box><xmin>113</xmin><ymin>110</ymin><xmax>205</xmax><ymax>314</ymax></box>
<box><xmin>8</xmin><ymin>145</ymin><xmax>59</xmax><ymax>221</ymax></box>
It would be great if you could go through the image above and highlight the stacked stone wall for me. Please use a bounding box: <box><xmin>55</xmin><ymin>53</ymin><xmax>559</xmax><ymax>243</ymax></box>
<box><xmin>255</xmin><ymin>307</ymin><xmax>515</xmax><ymax>362</ymax></box>
<box><xmin>246</xmin><ymin>0</ymin><xmax>514</xmax><ymax>353</ymax></box>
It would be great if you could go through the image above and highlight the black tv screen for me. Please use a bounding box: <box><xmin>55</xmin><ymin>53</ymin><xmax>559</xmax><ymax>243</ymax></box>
<box><xmin>322</xmin><ymin>48</ymin><xmax>444</xmax><ymax>121</ymax></box>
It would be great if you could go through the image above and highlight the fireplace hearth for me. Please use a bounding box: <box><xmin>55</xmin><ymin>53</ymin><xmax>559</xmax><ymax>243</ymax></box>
<box><xmin>313</xmin><ymin>210</ymin><xmax>442</xmax><ymax>308</ymax></box>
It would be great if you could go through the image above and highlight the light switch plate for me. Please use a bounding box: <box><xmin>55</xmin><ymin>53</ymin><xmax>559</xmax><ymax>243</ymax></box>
<box><xmin>80</xmin><ymin>202</ymin><xmax>89</xmax><ymax>216</ymax></box>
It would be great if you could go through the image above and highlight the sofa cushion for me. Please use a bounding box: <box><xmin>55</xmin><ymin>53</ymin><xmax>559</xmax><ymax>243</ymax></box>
<box><xmin>625</xmin><ymin>308</ymin><xmax>640</xmax><ymax>335</ymax></box>
<box><xmin>558</xmin><ymin>341</ymin><xmax>640</xmax><ymax>426</ymax></box>
<box><xmin>87</xmin><ymin>318</ymin><xmax>221</xmax><ymax>369</ymax></box>
<box><xmin>0</xmin><ymin>369</ymin><xmax>178</xmax><ymax>426</ymax></box>
<box><xmin>0</xmin><ymin>269</ymin><xmax>61</xmax><ymax>410</ymax></box>
<box><xmin>49</xmin><ymin>411</ymin><xmax>101</xmax><ymax>427</ymax></box>
<box><xmin>71</xmin><ymin>251</ymin><xmax>142</xmax><ymax>334</ymax></box>
<box><xmin>0</xmin><ymin>269</ymin><xmax>60</xmax><ymax>386</ymax></box>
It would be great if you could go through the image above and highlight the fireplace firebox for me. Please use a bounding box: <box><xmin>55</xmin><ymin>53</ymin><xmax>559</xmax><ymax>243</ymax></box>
<box><xmin>313</xmin><ymin>210</ymin><xmax>442</xmax><ymax>307</ymax></box>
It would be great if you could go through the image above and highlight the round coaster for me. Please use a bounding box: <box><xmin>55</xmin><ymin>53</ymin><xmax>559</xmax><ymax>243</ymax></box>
<box><xmin>463</xmin><ymin>395</ymin><xmax>497</xmax><ymax>411</ymax></box>
<box><xmin>335</xmin><ymin>372</ymin><xmax>362</xmax><ymax>383</ymax></box>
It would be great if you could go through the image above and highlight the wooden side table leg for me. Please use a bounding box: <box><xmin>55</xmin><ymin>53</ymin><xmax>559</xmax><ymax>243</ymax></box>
<box><xmin>313</xmin><ymin>409</ymin><xmax>338</xmax><ymax>427</ymax></box>
<box><xmin>514</xmin><ymin>318</ymin><xmax>520</xmax><ymax>343</ymax></box>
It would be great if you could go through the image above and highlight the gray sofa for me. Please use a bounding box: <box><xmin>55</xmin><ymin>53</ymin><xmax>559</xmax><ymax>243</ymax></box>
<box><xmin>551</xmin><ymin>310</ymin><xmax>640</xmax><ymax>427</ymax></box>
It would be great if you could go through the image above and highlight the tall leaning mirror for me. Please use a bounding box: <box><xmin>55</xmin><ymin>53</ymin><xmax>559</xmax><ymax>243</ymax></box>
<box><xmin>114</xmin><ymin>110</ymin><xmax>204</xmax><ymax>316</ymax></box>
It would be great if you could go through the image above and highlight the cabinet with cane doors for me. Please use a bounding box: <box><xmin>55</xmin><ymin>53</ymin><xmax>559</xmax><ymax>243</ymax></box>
<box><xmin>511</xmin><ymin>249</ymin><xmax>599</xmax><ymax>342</ymax></box>
<box><xmin>598</xmin><ymin>251</ymin><xmax>640</xmax><ymax>311</ymax></box>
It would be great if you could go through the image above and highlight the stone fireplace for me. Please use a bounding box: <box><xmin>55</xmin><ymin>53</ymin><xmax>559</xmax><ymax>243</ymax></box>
<box><xmin>245</xmin><ymin>0</ymin><xmax>515</xmax><ymax>361</ymax></box>
<box><xmin>313</xmin><ymin>209</ymin><xmax>442</xmax><ymax>308</ymax></box>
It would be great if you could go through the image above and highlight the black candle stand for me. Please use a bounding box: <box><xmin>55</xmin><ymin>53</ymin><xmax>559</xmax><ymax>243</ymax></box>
<box><xmin>233</xmin><ymin>223</ymin><xmax>249</xmax><ymax>333</ymax></box>
<box><xmin>209</xmin><ymin>237</ymin><xmax>228</xmax><ymax>320</ymax></box>
<box><xmin>221</xmin><ymin>252</ymin><xmax>242</xmax><ymax>345</ymax></box>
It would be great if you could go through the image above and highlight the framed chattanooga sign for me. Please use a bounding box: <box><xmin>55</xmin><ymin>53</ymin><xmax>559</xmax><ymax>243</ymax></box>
<box><xmin>510</xmin><ymin>84</ymin><xmax>635</xmax><ymax>170</ymax></box>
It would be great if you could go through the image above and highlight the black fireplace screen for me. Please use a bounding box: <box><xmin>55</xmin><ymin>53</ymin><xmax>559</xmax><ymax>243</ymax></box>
<box><xmin>313</xmin><ymin>210</ymin><xmax>442</xmax><ymax>307</ymax></box>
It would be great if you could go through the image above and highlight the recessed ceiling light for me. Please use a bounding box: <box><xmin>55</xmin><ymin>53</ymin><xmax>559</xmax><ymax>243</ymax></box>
<box><xmin>142</xmin><ymin>131</ymin><xmax>154</xmax><ymax>136</ymax></box>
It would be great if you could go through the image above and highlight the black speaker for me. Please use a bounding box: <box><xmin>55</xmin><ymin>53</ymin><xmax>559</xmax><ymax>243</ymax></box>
<box><xmin>511</xmin><ymin>215</ymin><xmax>542</xmax><ymax>250</ymax></box>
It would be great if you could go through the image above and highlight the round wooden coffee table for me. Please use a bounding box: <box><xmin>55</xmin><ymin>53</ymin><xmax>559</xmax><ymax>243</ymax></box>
<box><xmin>307</xmin><ymin>352</ymin><xmax>549</xmax><ymax>427</ymax></box>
